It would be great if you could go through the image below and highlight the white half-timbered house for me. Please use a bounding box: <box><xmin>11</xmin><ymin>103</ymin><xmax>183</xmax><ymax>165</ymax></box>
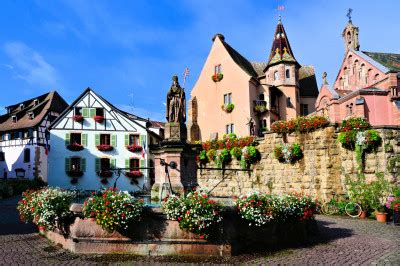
<box><xmin>48</xmin><ymin>88</ymin><xmax>162</xmax><ymax>191</ymax></box>
<box><xmin>0</xmin><ymin>91</ymin><xmax>68</xmax><ymax>181</ymax></box>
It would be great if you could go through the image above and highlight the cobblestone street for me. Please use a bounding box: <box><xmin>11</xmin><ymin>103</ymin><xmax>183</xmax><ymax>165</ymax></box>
<box><xmin>1</xmin><ymin>196</ymin><xmax>399</xmax><ymax>265</ymax></box>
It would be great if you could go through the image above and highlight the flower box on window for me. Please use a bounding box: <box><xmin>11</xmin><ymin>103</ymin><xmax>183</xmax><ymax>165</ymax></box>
<box><xmin>125</xmin><ymin>171</ymin><xmax>143</xmax><ymax>178</ymax></box>
<box><xmin>126</xmin><ymin>144</ymin><xmax>143</xmax><ymax>153</ymax></box>
<box><xmin>93</xmin><ymin>115</ymin><xmax>104</xmax><ymax>123</ymax></box>
<box><xmin>96</xmin><ymin>144</ymin><xmax>114</xmax><ymax>152</ymax></box>
<box><xmin>211</xmin><ymin>73</ymin><xmax>224</xmax><ymax>82</ymax></box>
<box><xmin>67</xmin><ymin>143</ymin><xmax>84</xmax><ymax>151</ymax></box>
<box><xmin>66</xmin><ymin>170</ymin><xmax>84</xmax><ymax>177</ymax></box>
<box><xmin>97</xmin><ymin>170</ymin><xmax>113</xmax><ymax>178</ymax></box>
<box><xmin>221</xmin><ymin>103</ymin><xmax>234</xmax><ymax>113</ymax></box>
<box><xmin>72</xmin><ymin>115</ymin><xmax>84</xmax><ymax>123</ymax></box>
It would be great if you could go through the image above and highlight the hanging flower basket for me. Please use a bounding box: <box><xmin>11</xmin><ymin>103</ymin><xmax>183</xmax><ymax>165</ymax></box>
<box><xmin>125</xmin><ymin>171</ymin><xmax>143</xmax><ymax>178</ymax></box>
<box><xmin>72</xmin><ymin>115</ymin><xmax>84</xmax><ymax>123</ymax></box>
<box><xmin>96</xmin><ymin>144</ymin><xmax>114</xmax><ymax>151</ymax></box>
<box><xmin>66</xmin><ymin>170</ymin><xmax>84</xmax><ymax>177</ymax></box>
<box><xmin>67</xmin><ymin>143</ymin><xmax>84</xmax><ymax>151</ymax></box>
<box><xmin>126</xmin><ymin>145</ymin><xmax>143</xmax><ymax>153</ymax></box>
<box><xmin>97</xmin><ymin>170</ymin><xmax>113</xmax><ymax>178</ymax></box>
<box><xmin>221</xmin><ymin>103</ymin><xmax>235</xmax><ymax>113</ymax></box>
<box><xmin>211</xmin><ymin>73</ymin><xmax>223</xmax><ymax>82</ymax></box>
<box><xmin>93</xmin><ymin>115</ymin><xmax>104</xmax><ymax>123</ymax></box>
<box><xmin>274</xmin><ymin>143</ymin><xmax>303</xmax><ymax>163</ymax></box>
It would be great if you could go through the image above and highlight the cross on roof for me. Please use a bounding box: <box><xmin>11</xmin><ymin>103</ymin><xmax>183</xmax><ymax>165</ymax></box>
<box><xmin>347</xmin><ymin>8</ymin><xmax>353</xmax><ymax>22</ymax></box>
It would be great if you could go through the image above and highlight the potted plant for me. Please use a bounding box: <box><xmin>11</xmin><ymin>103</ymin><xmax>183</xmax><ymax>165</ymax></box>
<box><xmin>72</xmin><ymin>115</ymin><xmax>84</xmax><ymax>123</ymax></box>
<box><xmin>67</xmin><ymin>143</ymin><xmax>84</xmax><ymax>151</ymax></box>
<box><xmin>97</xmin><ymin>170</ymin><xmax>113</xmax><ymax>178</ymax></box>
<box><xmin>93</xmin><ymin>115</ymin><xmax>104</xmax><ymax>123</ymax></box>
<box><xmin>126</xmin><ymin>144</ymin><xmax>143</xmax><ymax>152</ymax></box>
<box><xmin>366</xmin><ymin>175</ymin><xmax>391</xmax><ymax>223</ymax></box>
<box><xmin>211</xmin><ymin>73</ymin><xmax>223</xmax><ymax>82</ymax></box>
<box><xmin>66</xmin><ymin>169</ymin><xmax>84</xmax><ymax>177</ymax></box>
<box><xmin>96</xmin><ymin>144</ymin><xmax>114</xmax><ymax>152</ymax></box>
<box><xmin>221</xmin><ymin>103</ymin><xmax>234</xmax><ymax>113</ymax></box>
<box><xmin>125</xmin><ymin>170</ymin><xmax>143</xmax><ymax>178</ymax></box>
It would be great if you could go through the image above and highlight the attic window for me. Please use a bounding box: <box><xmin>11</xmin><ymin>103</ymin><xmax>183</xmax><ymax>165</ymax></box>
<box><xmin>19</xmin><ymin>104</ymin><xmax>24</xmax><ymax>110</ymax></box>
<box><xmin>28</xmin><ymin>112</ymin><xmax>34</xmax><ymax>120</ymax></box>
<box><xmin>274</xmin><ymin>71</ymin><xmax>279</xmax><ymax>80</ymax></box>
<box><xmin>214</xmin><ymin>64</ymin><xmax>222</xmax><ymax>74</ymax></box>
<box><xmin>12</xmin><ymin>115</ymin><xmax>17</xmax><ymax>123</ymax></box>
<box><xmin>33</xmin><ymin>99</ymin><xmax>39</xmax><ymax>106</ymax></box>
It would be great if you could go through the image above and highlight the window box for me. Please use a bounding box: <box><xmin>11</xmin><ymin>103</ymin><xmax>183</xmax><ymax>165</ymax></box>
<box><xmin>126</xmin><ymin>144</ymin><xmax>143</xmax><ymax>153</ymax></box>
<box><xmin>73</xmin><ymin>115</ymin><xmax>84</xmax><ymax>122</ymax></box>
<box><xmin>97</xmin><ymin>170</ymin><xmax>113</xmax><ymax>178</ymax></box>
<box><xmin>211</xmin><ymin>73</ymin><xmax>224</xmax><ymax>82</ymax></box>
<box><xmin>96</xmin><ymin>144</ymin><xmax>114</xmax><ymax>152</ymax></box>
<box><xmin>67</xmin><ymin>143</ymin><xmax>84</xmax><ymax>151</ymax></box>
<box><xmin>93</xmin><ymin>115</ymin><xmax>104</xmax><ymax>123</ymax></box>
<box><xmin>66</xmin><ymin>170</ymin><xmax>84</xmax><ymax>177</ymax></box>
<box><xmin>221</xmin><ymin>103</ymin><xmax>234</xmax><ymax>113</ymax></box>
<box><xmin>125</xmin><ymin>170</ymin><xmax>143</xmax><ymax>178</ymax></box>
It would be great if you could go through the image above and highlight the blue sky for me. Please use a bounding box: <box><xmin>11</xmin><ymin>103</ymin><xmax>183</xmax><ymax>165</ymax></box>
<box><xmin>0</xmin><ymin>0</ymin><xmax>399</xmax><ymax>120</ymax></box>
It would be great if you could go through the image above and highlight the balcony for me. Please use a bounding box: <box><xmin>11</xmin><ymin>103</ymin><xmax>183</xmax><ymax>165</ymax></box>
<box><xmin>253</xmin><ymin>100</ymin><xmax>267</xmax><ymax>114</ymax></box>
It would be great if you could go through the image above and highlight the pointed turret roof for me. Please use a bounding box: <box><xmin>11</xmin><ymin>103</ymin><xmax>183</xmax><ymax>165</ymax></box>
<box><xmin>267</xmin><ymin>18</ymin><xmax>299</xmax><ymax>67</ymax></box>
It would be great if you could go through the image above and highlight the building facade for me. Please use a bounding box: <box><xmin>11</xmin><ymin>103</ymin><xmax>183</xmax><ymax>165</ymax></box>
<box><xmin>0</xmin><ymin>92</ymin><xmax>68</xmax><ymax>181</ymax></box>
<box><xmin>315</xmin><ymin>17</ymin><xmax>400</xmax><ymax>125</ymax></box>
<box><xmin>188</xmin><ymin>18</ymin><xmax>319</xmax><ymax>141</ymax></box>
<box><xmin>48</xmin><ymin>88</ymin><xmax>162</xmax><ymax>191</ymax></box>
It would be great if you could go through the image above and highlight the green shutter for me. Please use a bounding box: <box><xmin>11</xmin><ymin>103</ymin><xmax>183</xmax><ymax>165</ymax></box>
<box><xmin>81</xmin><ymin>158</ymin><xmax>86</xmax><ymax>172</ymax></box>
<box><xmin>65</xmin><ymin>133</ymin><xmax>70</xmax><ymax>145</ymax></box>
<box><xmin>139</xmin><ymin>135</ymin><xmax>145</xmax><ymax>146</ymax></box>
<box><xmin>111</xmin><ymin>158</ymin><xmax>116</xmax><ymax>169</ymax></box>
<box><xmin>140</xmin><ymin>159</ymin><xmax>145</xmax><ymax>169</ymax></box>
<box><xmin>65</xmin><ymin>158</ymin><xmax>70</xmax><ymax>172</ymax></box>
<box><xmin>111</xmin><ymin>135</ymin><xmax>117</xmax><ymax>147</ymax></box>
<box><xmin>95</xmin><ymin>134</ymin><xmax>100</xmax><ymax>145</ymax></box>
<box><xmin>125</xmin><ymin>159</ymin><xmax>130</xmax><ymax>169</ymax></box>
<box><xmin>89</xmin><ymin>108</ymin><xmax>96</xmax><ymax>118</ymax></box>
<box><xmin>82</xmin><ymin>134</ymin><xmax>88</xmax><ymax>147</ymax></box>
<box><xmin>95</xmin><ymin>158</ymin><xmax>100</xmax><ymax>172</ymax></box>
<box><xmin>82</xmin><ymin>108</ymin><xmax>89</xmax><ymax>118</ymax></box>
<box><xmin>124</xmin><ymin>134</ymin><xmax>129</xmax><ymax>146</ymax></box>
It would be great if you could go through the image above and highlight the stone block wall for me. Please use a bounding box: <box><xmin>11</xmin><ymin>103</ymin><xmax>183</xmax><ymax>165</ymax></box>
<box><xmin>197</xmin><ymin>126</ymin><xmax>400</xmax><ymax>201</ymax></box>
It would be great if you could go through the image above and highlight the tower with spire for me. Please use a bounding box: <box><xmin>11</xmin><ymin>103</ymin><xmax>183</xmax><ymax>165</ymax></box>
<box><xmin>342</xmin><ymin>8</ymin><xmax>360</xmax><ymax>53</ymax></box>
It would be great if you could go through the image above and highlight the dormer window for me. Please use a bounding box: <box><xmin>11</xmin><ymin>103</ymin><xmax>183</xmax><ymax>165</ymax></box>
<box><xmin>274</xmin><ymin>71</ymin><xmax>279</xmax><ymax>80</ymax></box>
<box><xmin>19</xmin><ymin>104</ymin><xmax>24</xmax><ymax>110</ymax></box>
<box><xmin>12</xmin><ymin>116</ymin><xmax>17</xmax><ymax>123</ymax></box>
<box><xmin>28</xmin><ymin>112</ymin><xmax>34</xmax><ymax>120</ymax></box>
<box><xmin>33</xmin><ymin>99</ymin><xmax>39</xmax><ymax>106</ymax></box>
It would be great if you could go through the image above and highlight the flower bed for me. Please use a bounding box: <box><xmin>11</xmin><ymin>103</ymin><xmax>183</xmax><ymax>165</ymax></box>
<box><xmin>211</xmin><ymin>73</ymin><xmax>223</xmax><ymax>82</ymax></box>
<box><xmin>126</xmin><ymin>144</ymin><xmax>143</xmax><ymax>153</ymax></box>
<box><xmin>96</xmin><ymin>144</ymin><xmax>114</xmax><ymax>152</ymax></box>
<box><xmin>66</xmin><ymin>143</ymin><xmax>84</xmax><ymax>151</ymax></box>
<box><xmin>162</xmin><ymin>189</ymin><xmax>223</xmax><ymax>239</ymax></box>
<box><xmin>274</xmin><ymin>143</ymin><xmax>303</xmax><ymax>163</ymax></box>
<box><xmin>271</xmin><ymin>116</ymin><xmax>329</xmax><ymax>134</ymax></box>
<box><xmin>125</xmin><ymin>171</ymin><xmax>143</xmax><ymax>178</ymax></box>
<box><xmin>72</xmin><ymin>115</ymin><xmax>84</xmax><ymax>123</ymax></box>
<box><xmin>221</xmin><ymin>103</ymin><xmax>234</xmax><ymax>113</ymax></box>
<box><xmin>93</xmin><ymin>115</ymin><xmax>104</xmax><ymax>123</ymax></box>
<box><xmin>235</xmin><ymin>192</ymin><xmax>318</xmax><ymax>226</ymax></box>
<box><xmin>83</xmin><ymin>188</ymin><xmax>144</xmax><ymax>232</ymax></box>
<box><xmin>17</xmin><ymin>188</ymin><xmax>74</xmax><ymax>231</ymax></box>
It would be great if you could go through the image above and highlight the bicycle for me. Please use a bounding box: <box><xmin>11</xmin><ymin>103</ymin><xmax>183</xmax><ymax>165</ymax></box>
<box><xmin>321</xmin><ymin>192</ymin><xmax>362</xmax><ymax>218</ymax></box>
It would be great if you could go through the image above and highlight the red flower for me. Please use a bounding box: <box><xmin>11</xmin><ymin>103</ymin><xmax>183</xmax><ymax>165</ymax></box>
<box><xmin>199</xmin><ymin>235</ymin><xmax>205</xmax><ymax>239</ymax></box>
<box><xmin>178</xmin><ymin>217</ymin><xmax>182</xmax><ymax>221</ymax></box>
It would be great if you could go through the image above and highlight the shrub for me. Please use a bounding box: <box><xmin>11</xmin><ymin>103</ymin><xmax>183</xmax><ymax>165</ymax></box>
<box><xmin>162</xmin><ymin>189</ymin><xmax>223</xmax><ymax>239</ymax></box>
<box><xmin>83</xmin><ymin>188</ymin><xmax>144</xmax><ymax>232</ymax></box>
<box><xmin>17</xmin><ymin>188</ymin><xmax>74</xmax><ymax>231</ymax></box>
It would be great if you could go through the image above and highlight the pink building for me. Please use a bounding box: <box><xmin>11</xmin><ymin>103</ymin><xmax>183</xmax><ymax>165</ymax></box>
<box><xmin>188</xmin><ymin>18</ymin><xmax>318</xmax><ymax>141</ymax></box>
<box><xmin>315</xmin><ymin>17</ymin><xmax>400</xmax><ymax>125</ymax></box>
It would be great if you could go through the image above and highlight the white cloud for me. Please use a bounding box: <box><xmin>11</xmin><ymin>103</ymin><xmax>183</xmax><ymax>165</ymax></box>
<box><xmin>3</xmin><ymin>41</ymin><xmax>59</xmax><ymax>87</ymax></box>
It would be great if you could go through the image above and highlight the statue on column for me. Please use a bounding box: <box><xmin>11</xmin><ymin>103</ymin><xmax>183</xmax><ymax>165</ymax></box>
<box><xmin>166</xmin><ymin>75</ymin><xmax>186</xmax><ymax>123</ymax></box>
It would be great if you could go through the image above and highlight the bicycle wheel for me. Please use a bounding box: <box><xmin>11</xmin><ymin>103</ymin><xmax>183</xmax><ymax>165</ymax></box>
<box><xmin>345</xmin><ymin>202</ymin><xmax>362</xmax><ymax>218</ymax></box>
<box><xmin>321</xmin><ymin>202</ymin><xmax>339</xmax><ymax>215</ymax></box>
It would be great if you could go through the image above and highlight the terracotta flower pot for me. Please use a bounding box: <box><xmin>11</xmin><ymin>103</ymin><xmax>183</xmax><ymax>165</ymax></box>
<box><xmin>375</xmin><ymin>212</ymin><xmax>387</xmax><ymax>223</ymax></box>
<box><xmin>359</xmin><ymin>210</ymin><xmax>368</xmax><ymax>219</ymax></box>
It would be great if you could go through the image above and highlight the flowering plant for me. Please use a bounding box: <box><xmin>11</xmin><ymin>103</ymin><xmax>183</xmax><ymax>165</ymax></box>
<box><xmin>162</xmin><ymin>189</ymin><xmax>223</xmax><ymax>239</ymax></box>
<box><xmin>83</xmin><ymin>188</ymin><xmax>144</xmax><ymax>232</ymax></box>
<box><xmin>206</xmin><ymin>149</ymin><xmax>217</xmax><ymax>162</ymax></box>
<box><xmin>197</xmin><ymin>150</ymin><xmax>208</xmax><ymax>164</ymax></box>
<box><xmin>96</xmin><ymin>144</ymin><xmax>114</xmax><ymax>151</ymax></box>
<box><xmin>240</xmin><ymin>145</ymin><xmax>260</xmax><ymax>169</ymax></box>
<box><xmin>72</xmin><ymin>115</ymin><xmax>84</xmax><ymax>122</ymax></box>
<box><xmin>230</xmin><ymin>146</ymin><xmax>242</xmax><ymax>160</ymax></box>
<box><xmin>339</xmin><ymin>117</ymin><xmax>371</xmax><ymax>132</ymax></box>
<box><xmin>93</xmin><ymin>115</ymin><xmax>104</xmax><ymax>123</ymax></box>
<box><xmin>125</xmin><ymin>171</ymin><xmax>143</xmax><ymax>178</ymax></box>
<box><xmin>271</xmin><ymin>116</ymin><xmax>329</xmax><ymax>134</ymax></box>
<box><xmin>17</xmin><ymin>188</ymin><xmax>74</xmax><ymax>231</ymax></box>
<box><xmin>211</xmin><ymin>73</ymin><xmax>223</xmax><ymax>82</ymax></box>
<box><xmin>235</xmin><ymin>192</ymin><xmax>318</xmax><ymax>226</ymax></box>
<box><xmin>274</xmin><ymin>143</ymin><xmax>303</xmax><ymax>163</ymax></box>
<box><xmin>215</xmin><ymin>148</ymin><xmax>231</xmax><ymax>167</ymax></box>
<box><xmin>254</xmin><ymin>104</ymin><xmax>267</xmax><ymax>113</ymax></box>
<box><xmin>126</xmin><ymin>144</ymin><xmax>143</xmax><ymax>152</ymax></box>
<box><xmin>66</xmin><ymin>169</ymin><xmax>84</xmax><ymax>177</ymax></box>
<box><xmin>221</xmin><ymin>103</ymin><xmax>235</xmax><ymax>113</ymax></box>
<box><xmin>97</xmin><ymin>170</ymin><xmax>113</xmax><ymax>178</ymax></box>
<box><xmin>66</xmin><ymin>143</ymin><xmax>84</xmax><ymax>151</ymax></box>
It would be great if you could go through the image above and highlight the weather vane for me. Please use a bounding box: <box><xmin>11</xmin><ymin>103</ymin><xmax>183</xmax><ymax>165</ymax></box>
<box><xmin>347</xmin><ymin>8</ymin><xmax>353</xmax><ymax>22</ymax></box>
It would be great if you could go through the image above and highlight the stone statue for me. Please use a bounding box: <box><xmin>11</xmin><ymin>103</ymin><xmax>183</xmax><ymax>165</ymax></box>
<box><xmin>166</xmin><ymin>75</ymin><xmax>186</xmax><ymax>123</ymax></box>
<box><xmin>322</xmin><ymin>72</ymin><xmax>328</xmax><ymax>85</ymax></box>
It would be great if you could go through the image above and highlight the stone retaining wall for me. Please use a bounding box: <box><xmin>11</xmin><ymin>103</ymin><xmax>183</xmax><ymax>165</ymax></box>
<box><xmin>197</xmin><ymin>126</ymin><xmax>400</xmax><ymax>201</ymax></box>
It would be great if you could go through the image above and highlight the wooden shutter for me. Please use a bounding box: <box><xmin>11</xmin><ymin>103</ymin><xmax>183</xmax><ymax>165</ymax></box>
<box><xmin>65</xmin><ymin>158</ymin><xmax>70</xmax><ymax>172</ymax></box>
<box><xmin>111</xmin><ymin>135</ymin><xmax>117</xmax><ymax>147</ymax></box>
<box><xmin>140</xmin><ymin>159</ymin><xmax>145</xmax><ymax>169</ymax></box>
<box><xmin>124</xmin><ymin>134</ymin><xmax>129</xmax><ymax>146</ymax></box>
<box><xmin>125</xmin><ymin>159</ymin><xmax>130</xmax><ymax>169</ymax></box>
<box><xmin>65</xmin><ymin>133</ymin><xmax>71</xmax><ymax>145</ymax></box>
<box><xmin>81</xmin><ymin>158</ymin><xmax>86</xmax><ymax>172</ymax></box>
<box><xmin>89</xmin><ymin>108</ymin><xmax>96</xmax><ymax>118</ymax></box>
<box><xmin>111</xmin><ymin>158</ymin><xmax>116</xmax><ymax>169</ymax></box>
<box><xmin>81</xmin><ymin>134</ymin><xmax>88</xmax><ymax>147</ymax></box>
<box><xmin>95</xmin><ymin>158</ymin><xmax>100</xmax><ymax>172</ymax></box>
<box><xmin>139</xmin><ymin>135</ymin><xmax>146</xmax><ymax>147</ymax></box>
<box><xmin>95</xmin><ymin>134</ymin><xmax>100</xmax><ymax>145</ymax></box>
<box><xmin>82</xmin><ymin>108</ymin><xmax>89</xmax><ymax>118</ymax></box>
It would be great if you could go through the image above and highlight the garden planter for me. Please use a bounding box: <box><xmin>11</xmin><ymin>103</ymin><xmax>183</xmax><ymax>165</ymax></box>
<box><xmin>126</xmin><ymin>145</ymin><xmax>143</xmax><ymax>152</ymax></box>
<box><xmin>72</xmin><ymin>115</ymin><xmax>84</xmax><ymax>122</ymax></box>
<box><xmin>96</xmin><ymin>144</ymin><xmax>114</xmax><ymax>151</ymax></box>
<box><xmin>359</xmin><ymin>210</ymin><xmax>368</xmax><ymax>219</ymax></box>
<box><xmin>375</xmin><ymin>212</ymin><xmax>387</xmax><ymax>223</ymax></box>
<box><xmin>93</xmin><ymin>116</ymin><xmax>104</xmax><ymax>123</ymax></box>
<box><xmin>67</xmin><ymin>143</ymin><xmax>84</xmax><ymax>151</ymax></box>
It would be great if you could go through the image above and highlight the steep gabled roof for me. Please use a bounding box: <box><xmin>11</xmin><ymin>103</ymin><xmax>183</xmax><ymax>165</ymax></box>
<box><xmin>0</xmin><ymin>91</ymin><xmax>68</xmax><ymax>132</ymax></box>
<box><xmin>362</xmin><ymin>51</ymin><xmax>400</xmax><ymax>72</ymax></box>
